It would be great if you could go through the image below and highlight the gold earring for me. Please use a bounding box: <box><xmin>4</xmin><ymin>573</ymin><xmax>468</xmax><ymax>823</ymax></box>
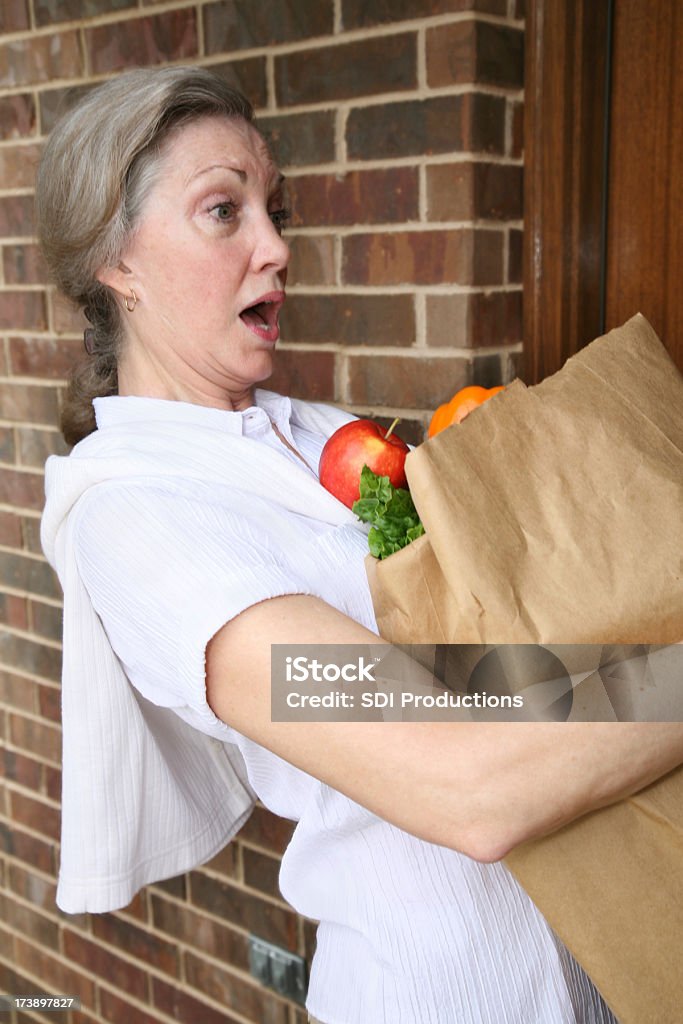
<box><xmin>124</xmin><ymin>289</ymin><xmax>138</xmax><ymax>313</ymax></box>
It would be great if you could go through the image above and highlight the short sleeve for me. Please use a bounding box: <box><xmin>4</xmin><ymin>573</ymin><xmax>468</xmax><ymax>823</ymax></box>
<box><xmin>71</xmin><ymin>479</ymin><xmax>316</xmax><ymax>730</ymax></box>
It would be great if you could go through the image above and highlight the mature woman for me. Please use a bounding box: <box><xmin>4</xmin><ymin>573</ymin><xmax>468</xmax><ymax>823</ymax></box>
<box><xmin>37</xmin><ymin>66</ymin><xmax>682</xmax><ymax>1024</ymax></box>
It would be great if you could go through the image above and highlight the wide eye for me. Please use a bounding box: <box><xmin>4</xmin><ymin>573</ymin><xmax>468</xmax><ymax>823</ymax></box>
<box><xmin>210</xmin><ymin>201</ymin><xmax>236</xmax><ymax>222</ymax></box>
<box><xmin>269</xmin><ymin>207</ymin><xmax>291</xmax><ymax>235</ymax></box>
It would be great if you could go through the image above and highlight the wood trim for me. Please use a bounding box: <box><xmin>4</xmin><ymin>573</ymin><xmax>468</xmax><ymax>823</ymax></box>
<box><xmin>523</xmin><ymin>0</ymin><xmax>611</xmax><ymax>384</ymax></box>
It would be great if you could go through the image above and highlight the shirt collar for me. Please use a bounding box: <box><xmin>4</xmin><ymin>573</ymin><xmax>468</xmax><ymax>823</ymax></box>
<box><xmin>93</xmin><ymin>389</ymin><xmax>294</xmax><ymax>436</ymax></box>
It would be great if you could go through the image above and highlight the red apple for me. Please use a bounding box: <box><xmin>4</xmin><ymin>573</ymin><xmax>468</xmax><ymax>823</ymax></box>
<box><xmin>319</xmin><ymin>417</ymin><xmax>410</xmax><ymax>508</ymax></box>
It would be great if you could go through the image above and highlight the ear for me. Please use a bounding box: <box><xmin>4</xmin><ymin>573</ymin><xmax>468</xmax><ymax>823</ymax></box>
<box><xmin>95</xmin><ymin>261</ymin><xmax>134</xmax><ymax>298</ymax></box>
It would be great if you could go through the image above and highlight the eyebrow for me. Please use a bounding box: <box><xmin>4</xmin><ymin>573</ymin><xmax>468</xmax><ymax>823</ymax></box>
<box><xmin>187</xmin><ymin>164</ymin><xmax>285</xmax><ymax>190</ymax></box>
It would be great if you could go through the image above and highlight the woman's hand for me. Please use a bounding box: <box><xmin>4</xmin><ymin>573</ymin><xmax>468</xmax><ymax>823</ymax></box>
<box><xmin>206</xmin><ymin>595</ymin><xmax>683</xmax><ymax>861</ymax></box>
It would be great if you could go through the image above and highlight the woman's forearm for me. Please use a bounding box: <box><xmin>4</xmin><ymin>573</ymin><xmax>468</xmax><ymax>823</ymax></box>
<box><xmin>206</xmin><ymin>594</ymin><xmax>683</xmax><ymax>861</ymax></box>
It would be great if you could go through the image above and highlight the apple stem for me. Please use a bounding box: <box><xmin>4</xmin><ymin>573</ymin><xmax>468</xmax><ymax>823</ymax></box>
<box><xmin>384</xmin><ymin>417</ymin><xmax>401</xmax><ymax>441</ymax></box>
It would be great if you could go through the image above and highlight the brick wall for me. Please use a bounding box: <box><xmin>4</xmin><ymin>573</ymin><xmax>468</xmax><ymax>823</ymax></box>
<box><xmin>0</xmin><ymin>1</ymin><xmax>524</xmax><ymax>1022</ymax></box>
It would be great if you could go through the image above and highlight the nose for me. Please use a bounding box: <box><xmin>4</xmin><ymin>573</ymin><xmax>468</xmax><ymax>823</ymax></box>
<box><xmin>251</xmin><ymin>209</ymin><xmax>290</xmax><ymax>276</ymax></box>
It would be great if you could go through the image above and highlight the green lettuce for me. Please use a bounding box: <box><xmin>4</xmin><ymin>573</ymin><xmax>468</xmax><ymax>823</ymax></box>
<box><xmin>352</xmin><ymin>465</ymin><xmax>425</xmax><ymax>559</ymax></box>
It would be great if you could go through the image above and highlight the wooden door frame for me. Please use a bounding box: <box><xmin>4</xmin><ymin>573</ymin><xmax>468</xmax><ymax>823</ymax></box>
<box><xmin>523</xmin><ymin>0</ymin><xmax>612</xmax><ymax>384</ymax></box>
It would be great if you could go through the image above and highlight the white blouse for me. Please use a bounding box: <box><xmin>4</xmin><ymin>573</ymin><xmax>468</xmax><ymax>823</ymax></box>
<box><xmin>43</xmin><ymin>390</ymin><xmax>617</xmax><ymax>1024</ymax></box>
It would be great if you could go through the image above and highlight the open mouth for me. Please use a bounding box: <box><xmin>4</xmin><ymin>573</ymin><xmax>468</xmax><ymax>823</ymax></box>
<box><xmin>239</xmin><ymin>291</ymin><xmax>285</xmax><ymax>342</ymax></box>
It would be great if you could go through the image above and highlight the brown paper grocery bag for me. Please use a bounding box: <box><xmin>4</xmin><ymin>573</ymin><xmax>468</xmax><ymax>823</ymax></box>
<box><xmin>365</xmin><ymin>314</ymin><xmax>683</xmax><ymax>1023</ymax></box>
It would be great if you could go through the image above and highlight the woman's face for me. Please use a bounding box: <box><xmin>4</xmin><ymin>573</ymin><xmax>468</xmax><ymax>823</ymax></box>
<box><xmin>109</xmin><ymin>115</ymin><xmax>290</xmax><ymax>408</ymax></box>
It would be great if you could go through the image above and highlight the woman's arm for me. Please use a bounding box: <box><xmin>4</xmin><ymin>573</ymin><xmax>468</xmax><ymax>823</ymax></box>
<box><xmin>206</xmin><ymin>594</ymin><xmax>683</xmax><ymax>861</ymax></box>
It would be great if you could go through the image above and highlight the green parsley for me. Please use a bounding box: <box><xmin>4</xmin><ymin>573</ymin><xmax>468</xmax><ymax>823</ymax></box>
<box><xmin>352</xmin><ymin>465</ymin><xmax>425</xmax><ymax>559</ymax></box>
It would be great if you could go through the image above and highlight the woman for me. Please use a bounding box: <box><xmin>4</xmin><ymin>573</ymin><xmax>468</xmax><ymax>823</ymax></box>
<box><xmin>37</xmin><ymin>66</ymin><xmax>682</xmax><ymax>1024</ymax></box>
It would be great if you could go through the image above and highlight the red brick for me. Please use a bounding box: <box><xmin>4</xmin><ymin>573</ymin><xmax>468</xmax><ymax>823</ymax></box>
<box><xmin>13</xmin><ymin>935</ymin><xmax>96</xmax><ymax>1007</ymax></box>
<box><xmin>0</xmin><ymin>468</ymin><xmax>47</xmax><ymax>512</ymax></box>
<box><xmin>0</xmin><ymin>669</ymin><xmax>37</xmax><ymax>712</ymax></box>
<box><xmin>0</xmin><ymin>510</ymin><xmax>23</xmax><ymax>547</ymax></box>
<box><xmin>0</xmin><ymin>625</ymin><xmax>62</xmax><ymax>680</ymax></box>
<box><xmin>203</xmin><ymin>842</ymin><xmax>239</xmax><ymax>880</ymax></box>
<box><xmin>91</xmin><ymin>915</ymin><xmax>178</xmax><ymax>975</ymax></box>
<box><xmin>150</xmin><ymin>873</ymin><xmax>187</xmax><ymax>900</ymax></box>
<box><xmin>0</xmin><ymin>94</ymin><xmax>36</xmax><ymax>140</ymax></box>
<box><xmin>0</xmin><ymin>551</ymin><xmax>62</xmax><ymax>601</ymax></box>
<box><xmin>347</xmin><ymin>95</ymin><xmax>465</xmax><ymax>160</ymax></box>
<box><xmin>510</xmin><ymin>99</ymin><xmax>524</xmax><ymax>158</ymax></box>
<box><xmin>86</xmin><ymin>10</ymin><xmax>198</xmax><ymax>75</ymax></box>
<box><xmin>17</xmin><ymin>427</ymin><xmax>69</xmax><ymax>468</ymax></box>
<box><xmin>0</xmin><ymin>593</ymin><xmax>29</xmax><ymax>629</ymax></box>
<box><xmin>347</xmin><ymin>353</ymin><xmax>469</xmax><ymax>408</ymax></box>
<box><xmin>0</xmin><ymin>923</ymin><xmax>15</xmax><ymax>961</ymax></box>
<box><xmin>0</xmin><ymin>31</ymin><xmax>83</xmax><ymax>89</ymax></box>
<box><xmin>427</xmin><ymin>164</ymin><xmax>474</xmax><ymax>222</ymax></box>
<box><xmin>236</xmin><ymin>804</ymin><xmax>295</xmax><ymax>854</ymax></box>
<box><xmin>28</xmin><ymin>600</ymin><xmax>63</xmax><ymax>643</ymax></box>
<box><xmin>0</xmin><ymin>196</ymin><xmax>36</xmax><ymax>238</ymax></box>
<box><xmin>275</xmin><ymin>33</ymin><xmax>416</xmax><ymax>106</ymax></box>
<box><xmin>0</xmin><ymin>143</ymin><xmax>42</xmax><ymax>190</ymax></box>
<box><xmin>427</xmin><ymin>162</ymin><xmax>523</xmax><ymax>221</ymax></box>
<box><xmin>242</xmin><ymin>847</ymin><xmax>282</xmax><ymax>900</ymax></box>
<box><xmin>342</xmin><ymin>0</ymin><xmax>506</xmax><ymax>27</ymax></box>
<box><xmin>8</xmin><ymin>862</ymin><xmax>56</xmax><ymax>912</ymax></box>
<box><xmin>302</xmin><ymin>916</ymin><xmax>318</xmax><ymax>962</ymax></box>
<box><xmin>34</xmin><ymin>0</ymin><xmax>134</xmax><ymax>27</ymax></box>
<box><xmin>37</xmin><ymin>681</ymin><xmax>62</xmax><ymax>723</ymax></box>
<box><xmin>63</xmin><ymin>930</ymin><xmax>149</xmax><ymax>1002</ymax></box>
<box><xmin>0</xmin><ymin>426</ymin><xmax>16</xmax><ymax>463</ymax></box>
<box><xmin>508</xmin><ymin>227</ymin><xmax>523</xmax><ymax>283</ymax></box>
<box><xmin>38</xmin><ymin>83</ymin><xmax>95</xmax><ymax>135</ymax></box>
<box><xmin>474</xmin><ymin>230</ymin><xmax>506</xmax><ymax>284</ymax></box>
<box><xmin>0</xmin><ymin>0</ymin><xmax>29</xmax><ymax>33</ymax></box>
<box><xmin>473</xmin><ymin>350</ymin><xmax>506</xmax><ymax>387</ymax></box>
<box><xmin>3</xmin><ymin>247</ymin><xmax>46</xmax><ymax>286</ymax></box>
<box><xmin>266</xmin><ymin>349</ymin><xmax>335</xmax><ymax>402</ymax></box>
<box><xmin>287</xmin><ymin>236</ymin><xmax>336</xmax><ymax>287</ymax></box>
<box><xmin>44</xmin><ymin>764</ymin><xmax>61</xmax><ymax>801</ymax></box>
<box><xmin>342</xmin><ymin>229</ymin><xmax>503</xmax><ymax>286</ymax></box>
<box><xmin>152</xmin><ymin>977</ymin><xmax>242</xmax><ymax>1024</ymax></box>
<box><xmin>8</xmin><ymin>712</ymin><xmax>61</xmax><ymax>765</ymax></box>
<box><xmin>0</xmin><ymin>291</ymin><xmax>48</xmax><ymax>331</ymax></box>
<box><xmin>100</xmin><ymin>989</ymin><xmax>168</xmax><ymax>1024</ymax></box>
<box><xmin>353</xmin><ymin>92</ymin><xmax>505</xmax><ymax>162</ymax></box>
<box><xmin>21</xmin><ymin>514</ymin><xmax>45</xmax><ymax>554</ymax></box>
<box><xmin>376</xmin><ymin>413</ymin><xmax>425</xmax><ymax>447</ymax></box>
<box><xmin>151</xmin><ymin>893</ymin><xmax>250</xmax><ymax>970</ymax></box>
<box><xmin>281</xmin><ymin>294</ymin><xmax>415</xmax><ymax>346</ymax></box>
<box><xmin>189</xmin><ymin>871</ymin><xmax>299</xmax><ymax>951</ymax></box>
<box><xmin>258</xmin><ymin>110</ymin><xmax>336</xmax><ymax>168</ymax></box>
<box><xmin>184</xmin><ymin>951</ymin><xmax>289</xmax><ymax>1024</ymax></box>
<box><xmin>117</xmin><ymin>890</ymin><xmax>149</xmax><ymax>926</ymax></box>
<box><xmin>288</xmin><ymin>168</ymin><xmax>418</xmax><ymax>228</ymax></box>
<box><xmin>0</xmin><ymin>381</ymin><xmax>60</xmax><ymax>424</ymax></box>
<box><xmin>1</xmin><ymin>748</ymin><xmax>42</xmax><ymax>790</ymax></box>
<box><xmin>506</xmin><ymin>348</ymin><xmax>524</xmax><ymax>381</ymax></box>
<box><xmin>426</xmin><ymin>289</ymin><xmax>522</xmax><ymax>347</ymax></box>
<box><xmin>9</xmin><ymin>791</ymin><xmax>60</xmax><ymax>841</ymax></box>
<box><xmin>427</xmin><ymin>20</ymin><xmax>524</xmax><ymax>89</ymax></box>
<box><xmin>205</xmin><ymin>56</ymin><xmax>268</xmax><ymax>110</ymax></box>
<box><xmin>0</xmin><ymin>892</ymin><xmax>59</xmax><ymax>947</ymax></box>
<box><xmin>0</xmin><ymin>820</ymin><xmax>56</xmax><ymax>873</ymax></box>
<box><xmin>205</xmin><ymin>0</ymin><xmax>333</xmax><ymax>52</ymax></box>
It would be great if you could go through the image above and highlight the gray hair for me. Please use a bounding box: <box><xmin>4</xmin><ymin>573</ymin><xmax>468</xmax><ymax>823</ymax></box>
<box><xmin>35</xmin><ymin>66</ymin><xmax>253</xmax><ymax>445</ymax></box>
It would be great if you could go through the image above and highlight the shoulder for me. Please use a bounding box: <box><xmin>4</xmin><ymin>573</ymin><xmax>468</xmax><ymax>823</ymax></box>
<box><xmin>287</xmin><ymin>396</ymin><xmax>359</xmax><ymax>438</ymax></box>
